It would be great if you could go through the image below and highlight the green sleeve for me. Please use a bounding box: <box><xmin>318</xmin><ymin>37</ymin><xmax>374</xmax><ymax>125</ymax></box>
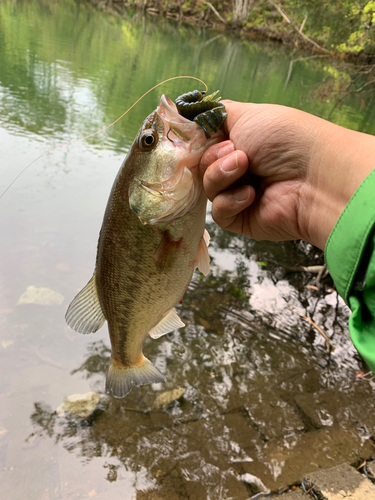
<box><xmin>325</xmin><ymin>168</ymin><xmax>375</xmax><ymax>373</ymax></box>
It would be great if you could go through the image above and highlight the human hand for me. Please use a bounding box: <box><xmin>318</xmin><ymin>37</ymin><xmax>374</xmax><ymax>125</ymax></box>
<box><xmin>200</xmin><ymin>100</ymin><xmax>375</xmax><ymax>250</ymax></box>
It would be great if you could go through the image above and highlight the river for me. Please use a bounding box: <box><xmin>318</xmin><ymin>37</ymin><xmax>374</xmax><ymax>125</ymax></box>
<box><xmin>0</xmin><ymin>1</ymin><xmax>374</xmax><ymax>499</ymax></box>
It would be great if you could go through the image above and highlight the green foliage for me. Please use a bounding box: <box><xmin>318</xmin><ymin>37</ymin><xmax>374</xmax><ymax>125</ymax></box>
<box><xmin>154</xmin><ymin>0</ymin><xmax>375</xmax><ymax>55</ymax></box>
<box><xmin>283</xmin><ymin>0</ymin><xmax>375</xmax><ymax>54</ymax></box>
<box><xmin>91</xmin><ymin>0</ymin><xmax>375</xmax><ymax>55</ymax></box>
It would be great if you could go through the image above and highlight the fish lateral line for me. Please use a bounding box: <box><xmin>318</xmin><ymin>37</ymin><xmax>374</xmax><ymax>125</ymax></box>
<box><xmin>0</xmin><ymin>75</ymin><xmax>208</xmax><ymax>200</ymax></box>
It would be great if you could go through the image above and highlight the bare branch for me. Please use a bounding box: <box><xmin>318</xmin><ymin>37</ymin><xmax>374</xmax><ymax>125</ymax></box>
<box><xmin>270</xmin><ymin>1</ymin><xmax>330</xmax><ymax>54</ymax></box>
<box><xmin>201</xmin><ymin>1</ymin><xmax>226</xmax><ymax>24</ymax></box>
<box><xmin>290</xmin><ymin>307</ymin><xmax>334</xmax><ymax>352</ymax></box>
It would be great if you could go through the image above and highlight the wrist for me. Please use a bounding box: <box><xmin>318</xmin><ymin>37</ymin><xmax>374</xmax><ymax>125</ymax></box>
<box><xmin>301</xmin><ymin>120</ymin><xmax>375</xmax><ymax>250</ymax></box>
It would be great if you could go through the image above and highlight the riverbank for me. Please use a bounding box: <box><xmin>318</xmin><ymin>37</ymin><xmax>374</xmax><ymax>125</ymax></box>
<box><xmin>91</xmin><ymin>0</ymin><xmax>375</xmax><ymax>61</ymax></box>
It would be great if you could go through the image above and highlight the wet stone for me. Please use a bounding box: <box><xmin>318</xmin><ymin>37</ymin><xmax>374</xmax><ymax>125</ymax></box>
<box><xmin>294</xmin><ymin>390</ymin><xmax>346</xmax><ymax>429</ymax></box>
<box><xmin>304</xmin><ymin>462</ymin><xmax>375</xmax><ymax>500</ymax></box>
<box><xmin>344</xmin><ymin>382</ymin><xmax>375</xmax><ymax>432</ymax></box>
<box><xmin>149</xmin><ymin>410</ymin><xmax>174</xmax><ymax>430</ymax></box>
<box><xmin>56</xmin><ymin>392</ymin><xmax>102</xmax><ymax>418</ymax></box>
<box><xmin>247</xmin><ymin>390</ymin><xmax>304</xmax><ymax>440</ymax></box>
<box><xmin>17</xmin><ymin>285</ymin><xmax>64</xmax><ymax>306</ymax></box>
<box><xmin>245</xmin><ymin>426</ymin><xmax>375</xmax><ymax>490</ymax></box>
<box><xmin>367</xmin><ymin>460</ymin><xmax>375</xmax><ymax>479</ymax></box>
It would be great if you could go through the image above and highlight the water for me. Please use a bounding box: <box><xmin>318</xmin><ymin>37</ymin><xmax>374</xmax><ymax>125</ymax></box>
<box><xmin>1</xmin><ymin>1</ymin><xmax>375</xmax><ymax>499</ymax></box>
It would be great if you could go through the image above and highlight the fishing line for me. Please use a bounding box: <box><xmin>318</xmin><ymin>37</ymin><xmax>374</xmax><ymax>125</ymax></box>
<box><xmin>0</xmin><ymin>75</ymin><xmax>208</xmax><ymax>199</ymax></box>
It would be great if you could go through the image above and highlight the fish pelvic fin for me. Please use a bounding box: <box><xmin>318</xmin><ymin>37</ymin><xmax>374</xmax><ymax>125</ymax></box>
<box><xmin>65</xmin><ymin>273</ymin><xmax>106</xmax><ymax>334</ymax></box>
<box><xmin>106</xmin><ymin>357</ymin><xmax>166</xmax><ymax>399</ymax></box>
<box><xmin>149</xmin><ymin>308</ymin><xmax>185</xmax><ymax>339</ymax></box>
<box><xmin>196</xmin><ymin>230</ymin><xmax>211</xmax><ymax>276</ymax></box>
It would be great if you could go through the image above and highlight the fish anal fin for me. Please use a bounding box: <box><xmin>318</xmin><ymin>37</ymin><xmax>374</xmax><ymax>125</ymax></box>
<box><xmin>196</xmin><ymin>235</ymin><xmax>211</xmax><ymax>276</ymax></box>
<box><xmin>65</xmin><ymin>273</ymin><xmax>105</xmax><ymax>334</ymax></box>
<box><xmin>106</xmin><ymin>357</ymin><xmax>166</xmax><ymax>399</ymax></box>
<box><xmin>149</xmin><ymin>308</ymin><xmax>185</xmax><ymax>339</ymax></box>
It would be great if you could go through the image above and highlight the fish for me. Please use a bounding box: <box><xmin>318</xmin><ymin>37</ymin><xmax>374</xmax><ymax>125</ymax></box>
<box><xmin>65</xmin><ymin>90</ymin><xmax>227</xmax><ymax>398</ymax></box>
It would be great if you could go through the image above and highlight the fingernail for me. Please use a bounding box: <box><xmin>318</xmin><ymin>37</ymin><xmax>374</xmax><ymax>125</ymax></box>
<box><xmin>221</xmin><ymin>152</ymin><xmax>238</xmax><ymax>172</ymax></box>
<box><xmin>217</xmin><ymin>143</ymin><xmax>235</xmax><ymax>159</ymax></box>
<box><xmin>233</xmin><ymin>186</ymin><xmax>251</xmax><ymax>202</ymax></box>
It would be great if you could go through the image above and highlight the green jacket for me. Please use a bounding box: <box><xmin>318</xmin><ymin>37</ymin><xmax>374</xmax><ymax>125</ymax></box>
<box><xmin>325</xmin><ymin>168</ymin><xmax>375</xmax><ymax>373</ymax></box>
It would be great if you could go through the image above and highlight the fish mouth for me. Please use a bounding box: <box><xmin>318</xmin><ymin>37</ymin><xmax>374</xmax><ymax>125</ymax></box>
<box><xmin>157</xmin><ymin>94</ymin><xmax>198</xmax><ymax>144</ymax></box>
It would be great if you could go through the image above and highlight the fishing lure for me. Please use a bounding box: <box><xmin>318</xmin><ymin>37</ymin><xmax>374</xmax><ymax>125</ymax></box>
<box><xmin>175</xmin><ymin>90</ymin><xmax>227</xmax><ymax>139</ymax></box>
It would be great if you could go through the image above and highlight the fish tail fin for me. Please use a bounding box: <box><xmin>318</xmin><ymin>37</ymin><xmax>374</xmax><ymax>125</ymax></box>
<box><xmin>105</xmin><ymin>357</ymin><xmax>166</xmax><ymax>399</ymax></box>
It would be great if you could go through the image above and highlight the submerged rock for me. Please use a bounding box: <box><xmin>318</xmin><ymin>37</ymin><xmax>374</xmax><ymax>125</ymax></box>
<box><xmin>17</xmin><ymin>286</ymin><xmax>64</xmax><ymax>306</ymax></box>
<box><xmin>56</xmin><ymin>392</ymin><xmax>102</xmax><ymax>418</ymax></box>
<box><xmin>153</xmin><ymin>388</ymin><xmax>185</xmax><ymax>409</ymax></box>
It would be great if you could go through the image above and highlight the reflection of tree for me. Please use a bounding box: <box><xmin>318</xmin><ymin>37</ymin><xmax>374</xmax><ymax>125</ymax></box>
<box><xmin>71</xmin><ymin>341</ymin><xmax>111</xmax><ymax>378</ymax></box>
<box><xmin>29</xmin><ymin>402</ymin><xmax>56</xmax><ymax>439</ymax></box>
<box><xmin>301</xmin><ymin>63</ymin><xmax>375</xmax><ymax>130</ymax></box>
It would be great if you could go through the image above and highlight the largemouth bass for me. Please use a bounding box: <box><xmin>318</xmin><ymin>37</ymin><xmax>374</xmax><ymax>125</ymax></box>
<box><xmin>66</xmin><ymin>91</ymin><xmax>226</xmax><ymax>398</ymax></box>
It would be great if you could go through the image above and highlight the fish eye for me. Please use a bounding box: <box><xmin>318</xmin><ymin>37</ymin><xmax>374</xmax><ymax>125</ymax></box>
<box><xmin>140</xmin><ymin>130</ymin><xmax>158</xmax><ymax>150</ymax></box>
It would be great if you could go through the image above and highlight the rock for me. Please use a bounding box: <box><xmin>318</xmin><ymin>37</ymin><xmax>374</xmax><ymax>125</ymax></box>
<box><xmin>367</xmin><ymin>460</ymin><xmax>375</xmax><ymax>478</ymax></box>
<box><xmin>56</xmin><ymin>392</ymin><xmax>102</xmax><ymax>418</ymax></box>
<box><xmin>239</xmin><ymin>473</ymin><xmax>270</xmax><ymax>495</ymax></box>
<box><xmin>17</xmin><ymin>286</ymin><xmax>64</xmax><ymax>306</ymax></box>
<box><xmin>153</xmin><ymin>388</ymin><xmax>185</xmax><ymax>409</ymax></box>
<box><xmin>304</xmin><ymin>463</ymin><xmax>375</xmax><ymax>500</ymax></box>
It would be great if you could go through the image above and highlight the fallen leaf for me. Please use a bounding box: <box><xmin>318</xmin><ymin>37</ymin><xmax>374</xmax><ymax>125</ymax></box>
<box><xmin>199</xmin><ymin>318</ymin><xmax>211</xmax><ymax>329</ymax></box>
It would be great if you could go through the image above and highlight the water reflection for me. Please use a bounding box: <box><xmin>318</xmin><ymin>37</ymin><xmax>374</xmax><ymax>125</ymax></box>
<box><xmin>1</xmin><ymin>1</ymin><xmax>375</xmax><ymax>498</ymax></box>
<box><xmin>27</xmin><ymin>229</ymin><xmax>375</xmax><ymax>497</ymax></box>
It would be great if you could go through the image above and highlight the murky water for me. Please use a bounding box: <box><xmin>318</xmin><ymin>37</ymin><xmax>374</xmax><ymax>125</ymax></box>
<box><xmin>1</xmin><ymin>1</ymin><xmax>375</xmax><ymax>499</ymax></box>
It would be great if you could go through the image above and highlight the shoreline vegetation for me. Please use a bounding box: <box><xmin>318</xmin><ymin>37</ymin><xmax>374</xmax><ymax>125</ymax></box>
<box><xmin>90</xmin><ymin>0</ymin><xmax>375</xmax><ymax>60</ymax></box>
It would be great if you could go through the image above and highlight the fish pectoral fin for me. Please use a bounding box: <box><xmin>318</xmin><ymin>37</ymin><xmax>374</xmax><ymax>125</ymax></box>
<box><xmin>106</xmin><ymin>357</ymin><xmax>166</xmax><ymax>399</ymax></box>
<box><xmin>203</xmin><ymin>228</ymin><xmax>210</xmax><ymax>247</ymax></box>
<box><xmin>149</xmin><ymin>308</ymin><xmax>185</xmax><ymax>339</ymax></box>
<box><xmin>196</xmin><ymin>234</ymin><xmax>211</xmax><ymax>276</ymax></box>
<box><xmin>65</xmin><ymin>273</ymin><xmax>106</xmax><ymax>334</ymax></box>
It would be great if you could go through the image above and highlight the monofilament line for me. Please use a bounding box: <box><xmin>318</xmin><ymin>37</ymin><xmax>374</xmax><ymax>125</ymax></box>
<box><xmin>0</xmin><ymin>76</ymin><xmax>208</xmax><ymax>199</ymax></box>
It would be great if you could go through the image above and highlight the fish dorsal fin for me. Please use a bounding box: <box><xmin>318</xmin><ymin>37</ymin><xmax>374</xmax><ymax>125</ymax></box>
<box><xmin>65</xmin><ymin>273</ymin><xmax>106</xmax><ymax>334</ymax></box>
<box><xmin>196</xmin><ymin>232</ymin><xmax>211</xmax><ymax>276</ymax></box>
<box><xmin>149</xmin><ymin>308</ymin><xmax>185</xmax><ymax>339</ymax></box>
